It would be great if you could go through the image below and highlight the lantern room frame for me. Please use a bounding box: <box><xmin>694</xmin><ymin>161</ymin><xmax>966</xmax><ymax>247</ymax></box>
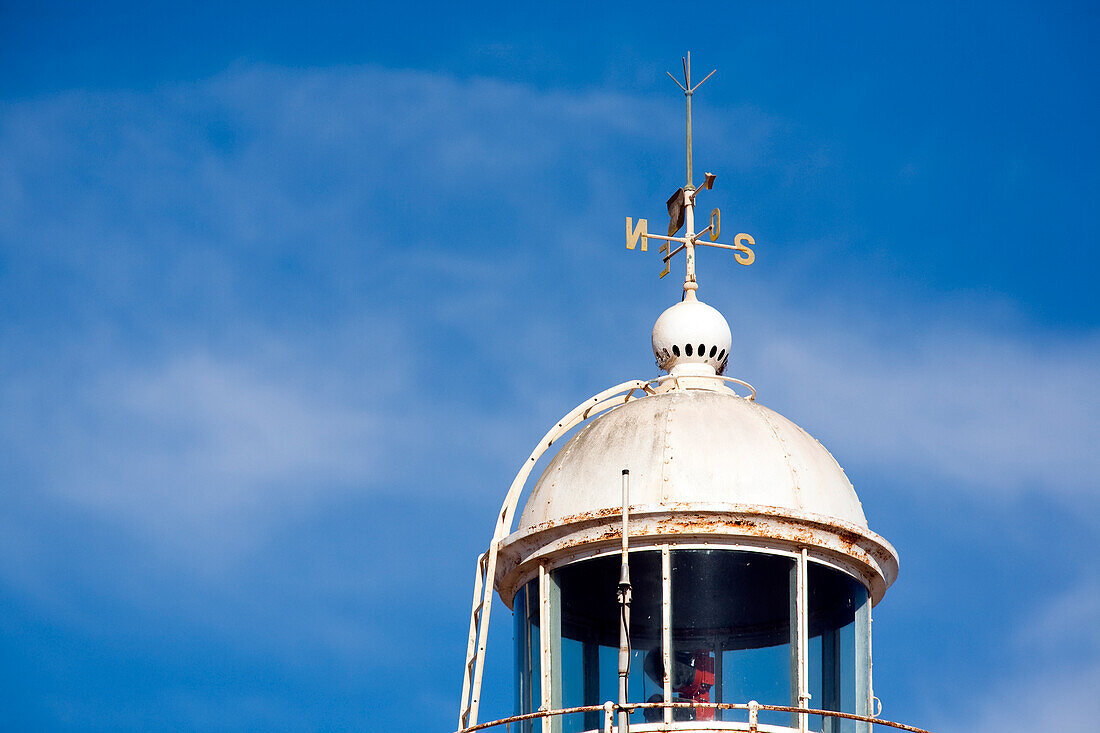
<box><xmin>456</xmin><ymin>376</ymin><xmax>908</xmax><ymax>733</ymax></box>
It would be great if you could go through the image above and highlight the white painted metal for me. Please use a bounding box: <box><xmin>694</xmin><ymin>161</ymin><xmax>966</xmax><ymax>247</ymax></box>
<box><xmin>796</xmin><ymin>549</ymin><xmax>809</xmax><ymax>733</ymax></box>
<box><xmin>458</xmin><ymin>553</ymin><xmax>488</xmax><ymax>729</ymax></box>
<box><xmin>516</xmin><ymin>389</ymin><xmax>874</xmax><ymax>535</ymax></box>
<box><xmin>539</xmin><ymin>563</ymin><xmax>551</xmax><ymax>733</ymax></box>
<box><xmin>788</xmin><ymin>558</ymin><xmax>798</xmax><ymax>730</ymax></box>
<box><xmin>617</xmin><ymin>471</ymin><xmax>632</xmax><ymax>733</ymax></box>
<box><xmin>499</xmin><ymin>509</ymin><xmax>895</xmax><ymax>610</ymax></box>
<box><xmin>870</xmin><ymin>608</ymin><xmax>879</xmax><ymax>720</ymax></box>
<box><xmin>684</xmin><ymin>187</ymin><xmax>697</xmax><ymax>285</ymax></box>
<box><xmin>461</xmin><ymin>704</ymin><xmax>927</xmax><ymax>733</ymax></box>
<box><xmin>549</xmin><ymin>574</ymin><xmax>561</xmax><ymax>732</ymax></box>
<box><xmin>855</xmin><ymin>591</ymin><xmax>871</xmax><ymax>733</ymax></box>
<box><xmin>651</xmin><ymin>295</ymin><xmax>732</xmax><ymax>374</ymax></box>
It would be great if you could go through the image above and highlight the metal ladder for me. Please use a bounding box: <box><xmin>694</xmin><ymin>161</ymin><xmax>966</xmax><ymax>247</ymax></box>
<box><xmin>458</xmin><ymin>551</ymin><xmax>491</xmax><ymax>730</ymax></box>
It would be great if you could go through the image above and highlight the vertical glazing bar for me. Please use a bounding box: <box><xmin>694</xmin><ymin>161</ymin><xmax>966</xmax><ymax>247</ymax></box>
<box><xmin>549</xmin><ymin>571</ymin><xmax>562</xmax><ymax>733</ymax></box>
<box><xmin>797</xmin><ymin>549</ymin><xmax>809</xmax><ymax>733</ymax></box>
<box><xmin>855</xmin><ymin>589</ymin><xmax>871</xmax><ymax>733</ymax></box>
<box><xmin>661</xmin><ymin>545</ymin><xmax>672</xmax><ymax>725</ymax></box>
<box><xmin>539</xmin><ymin>563</ymin><xmax>552</xmax><ymax>733</ymax></box>
<box><xmin>870</xmin><ymin>602</ymin><xmax>877</xmax><ymax>722</ymax></box>
<box><xmin>789</xmin><ymin>559</ymin><xmax>799</xmax><ymax>729</ymax></box>
<box><xmin>713</xmin><ymin>643</ymin><xmax>723</xmax><ymax>722</ymax></box>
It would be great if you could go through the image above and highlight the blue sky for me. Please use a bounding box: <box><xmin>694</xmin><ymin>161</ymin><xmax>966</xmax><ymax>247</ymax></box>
<box><xmin>1</xmin><ymin>2</ymin><xmax>1098</xmax><ymax>731</ymax></box>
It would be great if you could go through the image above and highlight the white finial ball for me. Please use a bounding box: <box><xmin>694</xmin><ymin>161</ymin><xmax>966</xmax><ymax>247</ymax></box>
<box><xmin>652</xmin><ymin>294</ymin><xmax>732</xmax><ymax>375</ymax></box>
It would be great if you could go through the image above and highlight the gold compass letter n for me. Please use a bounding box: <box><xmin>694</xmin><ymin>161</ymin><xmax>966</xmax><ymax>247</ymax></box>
<box><xmin>625</xmin><ymin>217</ymin><xmax>648</xmax><ymax>251</ymax></box>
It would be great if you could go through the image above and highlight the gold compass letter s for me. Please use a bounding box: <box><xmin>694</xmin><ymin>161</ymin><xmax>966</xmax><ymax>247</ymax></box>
<box><xmin>626</xmin><ymin>217</ymin><xmax>648</xmax><ymax>251</ymax></box>
<box><xmin>733</xmin><ymin>233</ymin><xmax>756</xmax><ymax>266</ymax></box>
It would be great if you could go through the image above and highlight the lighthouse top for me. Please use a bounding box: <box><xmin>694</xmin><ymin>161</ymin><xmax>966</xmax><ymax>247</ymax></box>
<box><xmin>456</xmin><ymin>54</ymin><xmax>915</xmax><ymax>733</ymax></box>
<box><xmin>491</xmin><ymin>54</ymin><xmax>898</xmax><ymax>610</ymax></box>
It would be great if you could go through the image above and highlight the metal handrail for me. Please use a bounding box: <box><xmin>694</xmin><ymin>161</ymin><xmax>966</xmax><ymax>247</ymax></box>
<box><xmin>654</xmin><ymin>373</ymin><xmax>757</xmax><ymax>400</ymax></box>
<box><xmin>456</xmin><ymin>700</ymin><xmax>931</xmax><ymax>733</ymax></box>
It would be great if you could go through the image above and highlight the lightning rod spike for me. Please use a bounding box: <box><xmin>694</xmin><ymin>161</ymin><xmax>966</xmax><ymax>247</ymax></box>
<box><xmin>691</xmin><ymin>69</ymin><xmax>717</xmax><ymax>93</ymax></box>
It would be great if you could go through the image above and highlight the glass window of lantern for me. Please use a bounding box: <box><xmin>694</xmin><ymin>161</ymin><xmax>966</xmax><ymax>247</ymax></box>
<box><xmin>669</xmin><ymin>549</ymin><xmax>796</xmax><ymax>728</ymax></box>
<box><xmin>807</xmin><ymin>561</ymin><xmax>871</xmax><ymax>733</ymax></box>
<box><xmin>552</xmin><ymin>551</ymin><xmax>662</xmax><ymax>732</ymax></box>
<box><xmin>513</xmin><ymin>578</ymin><xmax>541</xmax><ymax>733</ymax></box>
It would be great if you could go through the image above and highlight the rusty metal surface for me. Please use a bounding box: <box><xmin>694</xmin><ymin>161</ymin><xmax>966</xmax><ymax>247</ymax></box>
<box><xmin>456</xmin><ymin>700</ymin><xmax>932</xmax><ymax>733</ymax></box>
<box><xmin>460</xmin><ymin>375</ymin><xmax>900</xmax><ymax>727</ymax></box>
<box><xmin>516</xmin><ymin>390</ymin><xmax>874</xmax><ymax>546</ymax></box>
<box><xmin>496</xmin><ymin>503</ymin><xmax>899</xmax><ymax>608</ymax></box>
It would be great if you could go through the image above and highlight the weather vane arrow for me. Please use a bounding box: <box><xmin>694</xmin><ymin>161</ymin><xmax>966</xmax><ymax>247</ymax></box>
<box><xmin>624</xmin><ymin>52</ymin><xmax>757</xmax><ymax>295</ymax></box>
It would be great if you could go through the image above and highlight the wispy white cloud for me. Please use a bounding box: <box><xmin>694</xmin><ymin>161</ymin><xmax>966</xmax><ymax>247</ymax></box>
<box><xmin>939</xmin><ymin>573</ymin><xmax>1100</xmax><ymax>733</ymax></box>
<box><xmin>2</xmin><ymin>62</ymin><xmax>1095</xmax><ymax>554</ymax></box>
<box><xmin>1020</xmin><ymin>575</ymin><xmax>1100</xmax><ymax>656</ymax></box>
<box><xmin>0</xmin><ymin>61</ymin><xmax>1096</xmax><ymax>731</ymax></box>
<box><xmin>59</xmin><ymin>352</ymin><xmax>376</xmax><ymax>519</ymax></box>
<box><xmin>741</xmin><ymin>304</ymin><xmax>1100</xmax><ymax>505</ymax></box>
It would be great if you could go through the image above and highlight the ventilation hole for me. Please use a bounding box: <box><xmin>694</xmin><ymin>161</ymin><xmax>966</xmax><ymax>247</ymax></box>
<box><xmin>698</xmin><ymin>343</ymin><xmax>705</xmax><ymax>356</ymax></box>
<box><xmin>672</xmin><ymin>345</ymin><xmax>680</xmax><ymax>357</ymax></box>
<box><xmin>685</xmin><ymin>343</ymin><xmax>693</xmax><ymax>356</ymax></box>
<box><xmin>718</xmin><ymin>349</ymin><xmax>726</xmax><ymax>361</ymax></box>
<box><xmin>709</xmin><ymin>345</ymin><xmax>717</xmax><ymax>358</ymax></box>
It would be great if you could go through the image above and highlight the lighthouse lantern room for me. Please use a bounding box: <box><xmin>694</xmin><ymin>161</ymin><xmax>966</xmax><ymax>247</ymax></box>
<box><xmin>455</xmin><ymin>55</ymin><xmax>925</xmax><ymax>733</ymax></box>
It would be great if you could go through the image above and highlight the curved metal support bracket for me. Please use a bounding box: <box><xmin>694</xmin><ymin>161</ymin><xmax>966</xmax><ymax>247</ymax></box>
<box><xmin>457</xmin><ymin>373</ymin><xmax>759</xmax><ymax>728</ymax></box>
<box><xmin>459</xmin><ymin>378</ymin><xmax>656</xmax><ymax>729</ymax></box>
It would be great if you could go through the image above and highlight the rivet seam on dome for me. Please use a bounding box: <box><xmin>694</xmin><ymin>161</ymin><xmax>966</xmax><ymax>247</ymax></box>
<box><xmin>661</xmin><ymin>398</ymin><xmax>676</xmax><ymax>500</ymax></box>
<box><xmin>755</xmin><ymin>404</ymin><xmax>804</xmax><ymax>510</ymax></box>
<box><xmin>805</xmin><ymin>427</ymin><xmax>864</xmax><ymax>513</ymax></box>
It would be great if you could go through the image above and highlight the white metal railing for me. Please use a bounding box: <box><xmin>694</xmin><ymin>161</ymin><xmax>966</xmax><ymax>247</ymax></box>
<box><xmin>456</xmin><ymin>700</ymin><xmax>932</xmax><ymax>733</ymax></box>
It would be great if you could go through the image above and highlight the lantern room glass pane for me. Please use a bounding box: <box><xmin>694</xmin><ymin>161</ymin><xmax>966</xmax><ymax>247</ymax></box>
<box><xmin>553</xmin><ymin>551</ymin><xmax>662</xmax><ymax>731</ymax></box>
<box><xmin>513</xmin><ymin>579</ymin><xmax>540</xmax><ymax>733</ymax></box>
<box><xmin>669</xmin><ymin>549</ymin><xmax>795</xmax><ymax>727</ymax></box>
<box><xmin>807</xmin><ymin>562</ymin><xmax>870</xmax><ymax>733</ymax></box>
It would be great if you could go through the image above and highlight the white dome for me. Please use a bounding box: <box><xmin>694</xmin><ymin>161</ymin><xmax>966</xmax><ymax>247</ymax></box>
<box><xmin>518</xmin><ymin>389</ymin><xmax>865</xmax><ymax>532</ymax></box>
<box><xmin>652</xmin><ymin>294</ymin><xmax>732</xmax><ymax>374</ymax></box>
<box><xmin>497</xmin><ymin>386</ymin><xmax>899</xmax><ymax>604</ymax></box>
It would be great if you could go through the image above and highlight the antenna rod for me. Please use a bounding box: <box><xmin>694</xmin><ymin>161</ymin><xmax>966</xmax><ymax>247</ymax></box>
<box><xmin>617</xmin><ymin>469</ymin><xmax>632</xmax><ymax>733</ymax></box>
<box><xmin>671</xmin><ymin>52</ymin><xmax>716</xmax><ymax>191</ymax></box>
<box><xmin>685</xmin><ymin>53</ymin><xmax>693</xmax><ymax>188</ymax></box>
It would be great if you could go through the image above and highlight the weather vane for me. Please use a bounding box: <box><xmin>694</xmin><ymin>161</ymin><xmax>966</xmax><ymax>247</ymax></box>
<box><xmin>625</xmin><ymin>52</ymin><xmax>756</xmax><ymax>294</ymax></box>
